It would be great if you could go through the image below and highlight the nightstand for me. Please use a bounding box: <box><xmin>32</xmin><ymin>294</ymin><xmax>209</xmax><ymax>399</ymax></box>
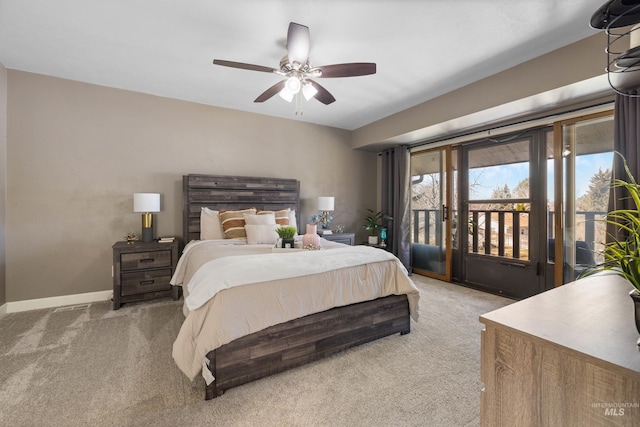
<box><xmin>321</xmin><ymin>232</ymin><xmax>355</xmax><ymax>246</ymax></box>
<box><xmin>112</xmin><ymin>240</ymin><xmax>180</xmax><ymax>310</ymax></box>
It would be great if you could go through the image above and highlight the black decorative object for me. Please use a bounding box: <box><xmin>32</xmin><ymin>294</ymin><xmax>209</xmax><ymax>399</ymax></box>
<box><xmin>590</xmin><ymin>0</ymin><xmax>640</xmax><ymax>96</ymax></box>
<box><xmin>281</xmin><ymin>238</ymin><xmax>295</xmax><ymax>249</ymax></box>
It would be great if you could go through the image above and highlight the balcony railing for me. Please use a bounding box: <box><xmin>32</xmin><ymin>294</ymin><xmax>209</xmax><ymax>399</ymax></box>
<box><xmin>411</xmin><ymin>208</ymin><xmax>442</xmax><ymax>247</ymax></box>
<box><xmin>411</xmin><ymin>208</ymin><xmax>606</xmax><ymax>262</ymax></box>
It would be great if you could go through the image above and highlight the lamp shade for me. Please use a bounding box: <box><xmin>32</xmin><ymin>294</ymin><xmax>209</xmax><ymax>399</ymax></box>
<box><xmin>133</xmin><ymin>193</ymin><xmax>160</xmax><ymax>213</ymax></box>
<box><xmin>279</xmin><ymin>88</ymin><xmax>295</xmax><ymax>102</ymax></box>
<box><xmin>318</xmin><ymin>196</ymin><xmax>335</xmax><ymax>211</ymax></box>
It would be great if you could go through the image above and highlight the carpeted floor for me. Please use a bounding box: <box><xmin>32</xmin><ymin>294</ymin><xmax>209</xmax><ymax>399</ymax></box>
<box><xmin>0</xmin><ymin>275</ymin><xmax>512</xmax><ymax>427</ymax></box>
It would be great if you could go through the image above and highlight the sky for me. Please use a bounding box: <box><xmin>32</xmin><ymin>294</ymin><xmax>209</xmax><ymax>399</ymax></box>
<box><xmin>468</xmin><ymin>152</ymin><xmax>614</xmax><ymax>201</ymax></box>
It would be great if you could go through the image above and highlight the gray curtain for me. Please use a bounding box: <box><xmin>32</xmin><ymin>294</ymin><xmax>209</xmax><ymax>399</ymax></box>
<box><xmin>381</xmin><ymin>145</ymin><xmax>411</xmax><ymax>270</ymax></box>
<box><xmin>608</xmin><ymin>91</ymin><xmax>640</xmax><ymax>242</ymax></box>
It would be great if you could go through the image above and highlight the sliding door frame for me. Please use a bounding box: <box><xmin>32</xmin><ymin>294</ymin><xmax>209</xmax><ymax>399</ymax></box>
<box><xmin>410</xmin><ymin>145</ymin><xmax>453</xmax><ymax>281</ymax></box>
<box><xmin>552</xmin><ymin>110</ymin><xmax>613</xmax><ymax>287</ymax></box>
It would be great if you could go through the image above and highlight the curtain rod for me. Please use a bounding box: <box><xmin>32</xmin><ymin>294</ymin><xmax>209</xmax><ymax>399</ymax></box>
<box><xmin>407</xmin><ymin>100</ymin><xmax>614</xmax><ymax>153</ymax></box>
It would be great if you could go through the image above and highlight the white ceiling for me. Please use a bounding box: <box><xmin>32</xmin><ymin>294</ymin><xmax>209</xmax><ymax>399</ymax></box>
<box><xmin>0</xmin><ymin>0</ymin><xmax>606</xmax><ymax>131</ymax></box>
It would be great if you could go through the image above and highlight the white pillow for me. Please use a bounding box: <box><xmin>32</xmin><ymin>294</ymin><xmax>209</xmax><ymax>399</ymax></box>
<box><xmin>245</xmin><ymin>224</ymin><xmax>279</xmax><ymax>245</ymax></box>
<box><xmin>200</xmin><ymin>207</ymin><xmax>223</xmax><ymax>240</ymax></box>
<box><xmin>244</xmin><ymin>212</ymin><xmax>276</xmax><ymax>225</ymax></box>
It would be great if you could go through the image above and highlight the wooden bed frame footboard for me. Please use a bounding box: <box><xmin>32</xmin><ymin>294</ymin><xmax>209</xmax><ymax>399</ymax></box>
<box><xmin>204</xmin><ymin>293</ymin><xmax>411</xmax><ymax>399</ymax></box>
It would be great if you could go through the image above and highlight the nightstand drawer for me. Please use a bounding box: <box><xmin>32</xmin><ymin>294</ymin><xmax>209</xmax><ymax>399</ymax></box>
<box><xmin>121</xmin><ymin>268</ymin><xmax>173</xmax><ymax>296</ymax></box>
<box><xmin>327</xmin><ymin>237</ymin><xmax>353</xmax><ymax>245</ymax></box>
<box><xmin>322</xmin><ymin>233</ymin><xmax>355</xmax><ymax>246</ymax></box>
<box><xmin>120</xmin><ymin>250</ymin><xmax>171</xmax><ymax>270</ymax></box>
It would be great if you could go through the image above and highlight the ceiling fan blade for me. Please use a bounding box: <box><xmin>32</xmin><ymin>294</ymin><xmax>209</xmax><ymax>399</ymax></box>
<box><xmin>213</xmin><ymin>59</ymin><xmax>278</xmax><ymax>74</ymax></box>
<box><xmin>254</xmin><ymin>80</ymin><xmax>286</xmax><ymax>103</ymax></box>
<box><xmin>308</xmin><ymin>80</ymin><xmax>336</xmax><ymax>105</ymax></box>
<box><xmin>317</xmin><ymin>63</ymin><xmax>377</xmax><ymax>78</ymax></box>
<box><xmin>286</xmin><ymin>22</ymin><xmax>310</xmax><ymax>66</ymax></box>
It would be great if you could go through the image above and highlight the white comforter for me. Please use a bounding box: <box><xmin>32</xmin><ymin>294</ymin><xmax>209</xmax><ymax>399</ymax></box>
<box><xmin>186</xmin><ymin>244</ymin><xmax>407</xmax><ymax>311</ymax></box>
<box><xmin>171</xmin><ymin>239</ymin><xmax>420</xmax><ymax>381</ymax></box>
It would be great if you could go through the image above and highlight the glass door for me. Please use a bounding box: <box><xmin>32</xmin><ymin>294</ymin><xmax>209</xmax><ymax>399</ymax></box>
<box><xmin>461</xmin><ymin>131</ymin><xmax>545</xmax><ymax>298</ymax></box>
<box><xmin>410</xmin><ymin>146</ymin><xmax>452</xmax><ymax>281</ymax></box>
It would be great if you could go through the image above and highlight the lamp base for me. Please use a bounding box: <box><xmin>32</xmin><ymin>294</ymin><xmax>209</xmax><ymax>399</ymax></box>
<box><xmin>141</xmin><ymin>227</ymin><xmax>154</xmax><ymax>243</ymax></box>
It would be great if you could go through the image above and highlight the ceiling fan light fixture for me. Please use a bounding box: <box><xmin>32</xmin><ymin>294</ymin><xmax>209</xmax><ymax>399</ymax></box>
<box><xmin>279</xmin><ymin>76</ymin><xmax>302</xmax><ymax>102</ymax></box>
<box><xmin>285</xmin><ymin>76</ymin><xmax>301</xmax><ymax>94</ymax></box>
<box><xmin>278</xmin><ymin>87</ymin><xmax>295</xmax><ymax>102</ymax></box>
<box><xmin>302</xmin><ymin>81</ymin><xmax>318</xmax><ymax>100</ymax></box>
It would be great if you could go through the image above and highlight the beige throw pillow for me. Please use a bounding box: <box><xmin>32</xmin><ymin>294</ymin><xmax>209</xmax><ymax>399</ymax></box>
<box><xmin>244</xmin><ymin>212</ymin><xmax>276</xmax><ymax>225</ymax></box>
<box><xmin>245</xmin><ymin>224</ymin><xmax>279</xmax><ymax>245</ymax></box>
<box><xmin>200</xmin><ymin>207</ymin><xmax>223</xmax><ymax>240</ymax></box>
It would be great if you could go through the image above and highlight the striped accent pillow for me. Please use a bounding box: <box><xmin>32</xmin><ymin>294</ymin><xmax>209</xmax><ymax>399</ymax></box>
<box><xmin>258</xmin><ymin>209</ymin><xmax>290</xmax><ymax>226</ymax></box>
<box><xmin>219</xmin><ymin>208</ymin><xmax>257</xmax><ymax>239</ymax></box>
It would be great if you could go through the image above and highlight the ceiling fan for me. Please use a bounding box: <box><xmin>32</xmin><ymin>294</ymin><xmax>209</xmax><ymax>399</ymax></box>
<box><xmin>213</xmin><ymin>22</ymin><xmax>376</xmax><ymax>105</ymax></box>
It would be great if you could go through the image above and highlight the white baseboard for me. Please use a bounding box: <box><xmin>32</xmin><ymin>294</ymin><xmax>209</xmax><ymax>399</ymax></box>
<box><xmin>4</xmin><ymin>290</ymin><xmax>113</xmax><ymax>314</ymax></box>
<box><xmin>0</xmin><ymin>302</ymin><xmax>7</xmax><ymax>317</ymax></box>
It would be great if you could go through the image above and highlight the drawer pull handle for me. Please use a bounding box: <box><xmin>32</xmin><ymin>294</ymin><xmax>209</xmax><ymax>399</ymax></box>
<box><xmin>140</xmin><ymin>258</ymin><xmax>154</xmax><ymax>263</ymax></box>
<box><xmin>140</xmin><ymin>280</ymin><xmax>155</xmax><ymax>285</ymax></box>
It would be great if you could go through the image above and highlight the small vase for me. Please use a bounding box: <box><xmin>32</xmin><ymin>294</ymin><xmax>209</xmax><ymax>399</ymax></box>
<box><xmin>368</xmin><ymin>235</ymin><xmax>379</xmax><ymax>245</ymax></box>
<box><xmin>630</xmin><ymin>290</ymin><xmax>640</xmax><ymax>346</ymax></box>
<box><xmin>302</xmin><ymin>224</ymin><xmax>322</xmax><ymax>248</ymax></box>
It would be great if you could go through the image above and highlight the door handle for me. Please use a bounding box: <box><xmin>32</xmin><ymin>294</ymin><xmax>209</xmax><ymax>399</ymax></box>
<box><xmin>536</xmin><ymin>261</ymin><xmax>543</xmax><ymax>276</ymax></box>
<box><xmin>442</xmin><ymin>204</ymin><xmax>449</xmax><ymax>221</ymax></box>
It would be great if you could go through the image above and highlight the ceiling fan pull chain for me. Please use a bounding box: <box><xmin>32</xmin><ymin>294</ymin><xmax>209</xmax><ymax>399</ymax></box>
<box><xmin>296</xmin><ymin>91</ymin><xmax>303</xmax><ymax>115</ymax></box>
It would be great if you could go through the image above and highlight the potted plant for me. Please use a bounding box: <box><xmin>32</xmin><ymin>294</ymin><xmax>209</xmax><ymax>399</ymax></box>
<box><xmin>585</xmin><ymin>155</ymin><xmax>640</xmax><ymax>345</ymax></box>
<box><xmin>363</xmin><ymin>209</ymin><xmax>393</xmax><ymax>245</ymax></box>
<box><xmin>276</xmin><ymin>225</ymin><xmax>297</xmax><ymax>248</ymax></box>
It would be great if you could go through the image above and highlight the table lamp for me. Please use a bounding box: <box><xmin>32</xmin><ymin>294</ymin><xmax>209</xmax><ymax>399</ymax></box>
<box><xmin>133</xmin><ymin>193</ymin><xmax>160</xmax><ymax>242</ymax></box>
<box><xmin>317</xmin><ymin>196</ymin><xmax>334</xmax><ymax>233</ymax></box>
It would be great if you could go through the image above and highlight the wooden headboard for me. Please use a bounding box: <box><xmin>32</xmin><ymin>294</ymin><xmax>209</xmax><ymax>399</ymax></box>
<box><xmin>182</xmin><ymin>174</ymin><xmax>301</xmax><ymax>243</ymax></box>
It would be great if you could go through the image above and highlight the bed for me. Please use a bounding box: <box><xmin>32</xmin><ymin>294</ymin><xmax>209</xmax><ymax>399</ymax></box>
<box><xmin>172</xmin><ymin>174</ymin><xmax>420</xmax><ymax>399</ymax></box>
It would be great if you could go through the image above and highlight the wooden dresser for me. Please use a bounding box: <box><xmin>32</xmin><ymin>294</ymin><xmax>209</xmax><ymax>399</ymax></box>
<box><xmin>112</xmin><ymin>240</ymin><xmax>180</xmax><ymax>309</ymax></box>
<box><xmin>480</xmin><ymin>273</ymin><xmax>640</xmax><ymax>426</ymax></box>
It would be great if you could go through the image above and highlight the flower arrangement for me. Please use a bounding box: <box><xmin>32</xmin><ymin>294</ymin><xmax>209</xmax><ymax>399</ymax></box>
<box><xmin>310</xmin><ymin>212</ymin><xmax>333</xmax><ymax>229</ymax></box>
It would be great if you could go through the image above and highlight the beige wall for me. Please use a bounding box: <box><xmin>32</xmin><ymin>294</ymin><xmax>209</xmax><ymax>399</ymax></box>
<box><xmin>6</xmin><ymin>71</ymin><xmax>377</xmax><ymax>302</ymax></box>
<box><xmin>0</xmin><ymin>63</ymin><xmax>6</xmax><ymax>306</ymax></box>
